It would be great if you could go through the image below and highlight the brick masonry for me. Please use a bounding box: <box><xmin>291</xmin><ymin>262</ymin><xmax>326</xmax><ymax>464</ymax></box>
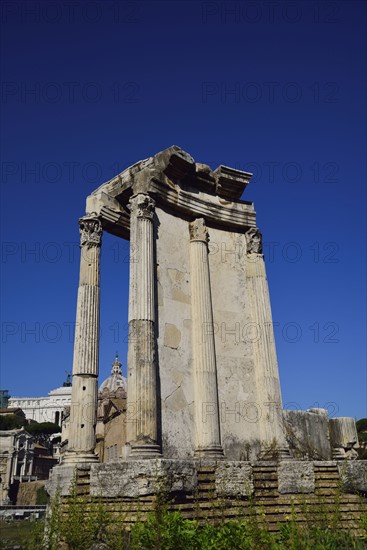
<box><xmin>50</xmin><ymin>459</ymin><xmax>367</xmax><ymax>535</ymax></box>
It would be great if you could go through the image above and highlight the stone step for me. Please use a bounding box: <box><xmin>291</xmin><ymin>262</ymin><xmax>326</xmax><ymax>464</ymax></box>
<box><xmin>257</xmin><ymin>497</ymin><xmax>364</xmax><ymax>506</ymax></box>
<box><xmin>76</xmin><ymin>478</ymin><xmax>90</xmax><ymax>485</ymax></box>
<box><xmin>254</xmin><ymin>493</ymin><xmax>279</xmax><ymax>498</ymax></box>
<box><xmin>197</xmin><ymin>475</ymin><xmax>216</xmax><ymax>482</ymax></box>
<box><xmin>198</xmin><ymin>483</ymin><xmax>216</xmax><ymax>492</ymax></box>
<box><xmin>315</xmin><ymin>477</ymin><xmax>340</xmax><ymax>484</ymax></box>
<box><xmin>314</xmin><ymin>473</ymin><xmax>340</xmax><ymax>479</ymax></box>
<box><xmin>253</xmin><ymin>473</ymin><xmax>278</xmax><ymax>479</ymax></box>
<box><xmin>314</xmin><ymin>467</ymin><xmax>339</xmax><ymax>473</ymax></box>
<box><xmin>62</xmin><ymin>504</ymin><xmax>366</xmax><ymax>523</ymax></box>
<box><xmin>76</xmin><ymin>490</ymin><xmax>90</xmax><ymax>497</ymax></box>
<box><xmin>254</xmin><ymin>480</ymin><xmax>278</xmax><ymax>486</ymax></box>
<box><xmin>315</xmin><ymin>482</ymin><xmax>340</xmax><ymax>488</ymax></box>
<box><xmin>77</xmin><ymin>469</ymin><xmax>90</xmax><ymax>475</ymax></box>
<box><xmin>76</xmin><ymin>467</ymin><xmax>90</xmax><ymax>495</ymax></box>
<box><xmin>315</xmin><ymin>473</ymin><xmax>340</xmax><ymax>478</ymax></box>
<box><xmin>314</xmin><ymin>489</ymin><xmax>339</xmax><ymax>496</ymax></box>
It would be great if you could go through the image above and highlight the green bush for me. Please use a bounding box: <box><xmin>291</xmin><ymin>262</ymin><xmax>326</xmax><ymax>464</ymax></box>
<box><xmin>36</xmin><ymin>485</ymin><xmax>49</xmax><ymax>505</ymax></box>
<box><xmin>0</xmin><ymin>413</ymin><xmax>26</xmax><ymax>430</ymax></box>
<box><xmin>26</xmin><ymin>421</ymin><xmax>61</xmax><ymax>437</ymax></box>
<box><xmin>7</xmin><ymin>482</ymin><xmax>365</xmax><ymax>550</ymax></box>
<box><xmin>356</xmin><ymin>418</ymin><xmax>367</xmax><ymax>433</ymax></box>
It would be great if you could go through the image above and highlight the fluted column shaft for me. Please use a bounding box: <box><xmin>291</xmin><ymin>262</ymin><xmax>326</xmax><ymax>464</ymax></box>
<box><xmin>64</xmin><ymin>216</ymin><xmax>102</xmax><ymax>463</ymax></box>
<box><xmin>127</xmin><ymin>194</ymin><xmax>160</xmax><ymax>458</ymax></box>
<box><xmin>245</xmin><ymin>228</ymin><xmax>289</xmax><ymax>458</ymax></box>
<box><xmin>190</xmin><ymin>218</ymin><xmax>224</xmax><ymax>458</ymax></box>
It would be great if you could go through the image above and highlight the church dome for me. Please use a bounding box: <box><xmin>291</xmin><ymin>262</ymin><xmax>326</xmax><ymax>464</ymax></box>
<box><xmin>99</xmin><ymin>354</ymin><xmax>127</xmax><ymax>397</ymax></box>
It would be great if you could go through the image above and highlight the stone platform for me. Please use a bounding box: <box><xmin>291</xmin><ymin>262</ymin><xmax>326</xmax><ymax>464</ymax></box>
<box><xmin>47</xmin><ymin>459</ymin><xmax>367</xmax><ymax>534</ymax></box>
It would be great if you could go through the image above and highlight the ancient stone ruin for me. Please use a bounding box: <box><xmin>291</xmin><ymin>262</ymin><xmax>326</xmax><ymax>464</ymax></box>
<box><xmin>48</xmin><ymin>146</ymin><xmax>366</xmax><ymax>530</ymax></box>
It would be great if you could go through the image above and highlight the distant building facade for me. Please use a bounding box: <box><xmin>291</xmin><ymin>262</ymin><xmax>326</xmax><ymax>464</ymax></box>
<box><xmin>0</xmin><ymin>429</ymin><xmax>34</xmax><ymax>504</ymax></box>
<box><xmin>9</xmin><ymin>377</ymin><xmax>72</xmax><ymax>426</ymax></box>
<box><xmin>0</xmin><ymin>427</ymin><xmax>57</xmax><ymax>504</ymax></box>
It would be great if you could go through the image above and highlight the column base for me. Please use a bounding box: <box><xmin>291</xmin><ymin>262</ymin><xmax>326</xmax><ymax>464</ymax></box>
<box><xmin>62</xmin><ymin>451</ymin><xmax>99</xmax><ymax>465</ymax></box>
<box><xmin>128</xmin><ymin>444</ymin><xmax>162</xmax><ymax>459</ymax></box>
<box><xmin>259</xmin><ymin>446</ymin><xmax>292</xmax><ymax>461</ymax></box>
<box><xmin>194</xmin><ymin>445</ymin><xmax>225</xmax><ymax>459</ymax></box>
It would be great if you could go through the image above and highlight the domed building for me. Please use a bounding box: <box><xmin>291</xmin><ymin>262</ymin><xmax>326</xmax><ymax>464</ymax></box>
<box><xmin>98</xmin><ymin>354</ymin><xmax>127</xmax><ymax>401</ymax></box>
<box><xmin>95</xmin><ymin>354</ymin><xmax>127</xmax><ymax>463</ymax></box>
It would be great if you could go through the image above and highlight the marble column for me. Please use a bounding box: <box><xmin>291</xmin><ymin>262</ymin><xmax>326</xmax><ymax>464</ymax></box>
<box><xmin>245</xmin><ymin>228</ymin><xmax>290</xmax><ymax>458</ymax></box>
<box><xmin>126</xmin><ymin>194</ymin><xmax>161</xmax><ymax>458</ymax></box>
<box><xmin>64</xmin><ymin>216</ymin><xmax>102</xmax><ymax>464</ymax></box>
<box><xmin>189</xmin><ymin>218</ymin><xmax>224</xmax><ymax>458</ymax></box>
<box><xmin>329</xmin><ymin>417</ymin><xmax>359</xmax><ymax>459</ymax></box>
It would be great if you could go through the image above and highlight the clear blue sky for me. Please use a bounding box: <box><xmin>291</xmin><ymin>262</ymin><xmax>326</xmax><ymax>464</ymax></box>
<box><xmin>1</xmin><ymin>1</ymin><xmax>366</xmax><ymax>420</ymax></box>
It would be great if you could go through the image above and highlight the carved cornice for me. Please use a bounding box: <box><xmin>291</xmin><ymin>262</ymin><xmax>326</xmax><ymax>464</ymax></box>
<box><xmin>79</xmin><ymin>216</ymin><xmax>102</xmax><ymax>247</ymax></box>
<box><xmin>86</xmin><ymin>147</ymin><xmax>257</xmax><ymax>237</ymax></box>
<box><xmin>245</xmin><ymin>227</ymin><xmax>262</xmax><ymax>254</ymax></box>
<box><xmin>129</xmin><ymin>193</ymin><xmax>155</xmax><ymax>220</ymax></box>
<box><xmin>189</xmin><ymin>218</ymin><xmax>208</xmax><ymax>243</ymax></box>
<box><xmin>87</xmin><ymin>185</ymin><xmax>256</xmax><ymax>239</ymax></box>
<box><xmin>148</xmin><ymin>179</ymin><xmax>256</xmax><ymax>233</ymax></box>
<box><xmin>90</xmin><ymin>146</ymin><xmax>252</xmax><ymax>201</ymax></box>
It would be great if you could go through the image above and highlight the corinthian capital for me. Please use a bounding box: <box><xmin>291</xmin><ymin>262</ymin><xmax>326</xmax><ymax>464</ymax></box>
<box><xmin>79</xmin><ymin>216</ymin><xmax>102</xmax><ymax>247</ymax></box>
<box><xmin>189</xmin><ymin>218</ymin><xmax>208</xmax><ymax>243</ymax></box>
<box><xmin>245</xmin><ymin>227</ymin><xmax>262</xmax><ymax>254</ymax></box>
<box><xmin>129</xmin><ymin>193</ymin><xmax>155</xmax><ymax>220</ymax></box>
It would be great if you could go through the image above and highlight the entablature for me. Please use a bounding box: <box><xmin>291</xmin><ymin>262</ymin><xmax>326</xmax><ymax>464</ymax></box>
<box><xmin>85</xmin><ymin>146</ymin><xmax>256</xmax><ymax>239</ymax></box>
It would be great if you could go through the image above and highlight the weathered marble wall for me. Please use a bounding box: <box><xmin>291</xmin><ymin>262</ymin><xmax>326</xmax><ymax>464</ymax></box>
<box><xmin>283</xmin><ymin>409</ymin><xmax>332</xmax><ymax>460</ymax></box>
<box><xmin>155</xmin><ymin>207</ymin><xmax>194</xmax><ymax>458</ymax></box>
<box><xmin>154</xmin><ymin>206</ymin><xmax>286</xmax><ymax>460</ymax></box>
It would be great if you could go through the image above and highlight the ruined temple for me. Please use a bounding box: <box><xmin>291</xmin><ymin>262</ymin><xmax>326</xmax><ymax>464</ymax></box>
<box><xmin>48</xmin><ymin>146</ymin><xmax>366</xmax><ymax>531</ymax></box>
